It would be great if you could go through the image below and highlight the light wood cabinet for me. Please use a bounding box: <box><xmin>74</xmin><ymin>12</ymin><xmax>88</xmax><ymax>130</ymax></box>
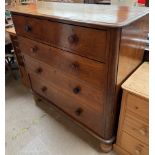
<box><xmin>114</xmin><ymin>62</ymin><xmax>149</xmax><ymax>155</ymax></box>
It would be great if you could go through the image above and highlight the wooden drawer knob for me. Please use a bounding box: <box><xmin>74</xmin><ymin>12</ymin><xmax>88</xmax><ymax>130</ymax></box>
<box><xmin>68</xmin><ymin>34</ymin><xmax>79</xmax><ymax>44</ymax></box>
<box><xmin>35</xmin><ymin>67</ymin><xmax>43</xmax><ymax>74</ymax></box>
<box><xmin>41</xmin><ymin>86</ymin><xmax>47</xmax><ymax>92</ymax></box>
<box><xmin>135</xmin><ymin>146</ymin><xmax>142</xmax><ymax>155</ymax></box>
<box><xmin>25</xmin><ymin>25</ymin><xmax>32</xmax><ymax>32</ymax></box>
<box><xmin>30</xmin><ymin>46</ymin><xmax>38</xmax><ymax>53</ymax></box>
<box><xmin>73</xmin><ymin>86</ymin><xmax>81</xmax><ymax>94</ymax></box>
<box><xmin>75</xmin><ymin>108</ymin><xmax>83</xmax><ymax>116</ymax></box>
<box><xmin>139</xmin><ymin>127</ymin><xmax>147</xmax><ymax>136</ymax></box>
<box><xmin>71</xmin><ymin>62</ymin><xmax>79</xmax><ymax>70</ymax></box>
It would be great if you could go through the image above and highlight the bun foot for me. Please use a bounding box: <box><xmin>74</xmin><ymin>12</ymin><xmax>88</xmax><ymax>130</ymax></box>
<box><xmin>100</xmin><ymin>143</ymin><xmax>112</xmax><ymax>153</ymax></box>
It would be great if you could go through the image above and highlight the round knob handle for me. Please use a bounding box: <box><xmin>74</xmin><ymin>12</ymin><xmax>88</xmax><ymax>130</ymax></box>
<box><xmin>35</xmin><ymin>67</ymin><xmax>42</xmax><ymax>74</ymax></box>
<box><xmin>25</xmin><ymin>25</ymin><xmax>32</xmax><ymax>32</ymax></box>
<box><xmin>68</xmin><ymin>34</ymin><xmax>79</xmax><ymax>44</ymax></box>
<box><xmin>30</xmin><ymin>46</ymin><xmax>38</xmax><ymax>53</ymax></box>
<box><xmin>139</xmin><ymin>127</ymin><xmax>147</xmax><ymax>136</ymax></box>
<box><xmin>37</xmin><ymin>98</ymin><xmax>42</xmax><ymax>102</ymax></box>
<box><xmin>73</xmin><ymin>87</ymin><xmax>81</xmax><ymax>94</ymax></box>
<box><xmin>75</xmin><ymin>108</ymin><xmax>83</xmax><ymax>116</ymax></box>
<box><xmin>41</xmin><ymin>86</ymin><xmax>47</xmax><ymax>92</ymax></box>
<box><xmin>135</xmin><ymin>146</ymin><xmax>142</xmax><ymax>155</ymax></box>
<box><xmin>71</xmin><ymin>62</ymin><xmax>79</xmax><ymax>70</ymax></box>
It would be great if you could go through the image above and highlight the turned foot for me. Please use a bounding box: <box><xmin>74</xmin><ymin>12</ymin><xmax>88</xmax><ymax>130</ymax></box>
<box><xmin>100</xmin><ymin>143</ymin><xmax>112</xmax><ymax>153</ymax></box>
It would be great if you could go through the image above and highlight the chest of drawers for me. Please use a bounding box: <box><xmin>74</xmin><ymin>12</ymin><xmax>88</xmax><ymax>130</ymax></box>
<box><xmin>10</xmin><ymin>2</ymin><xmax>148</xmax><ymax>152</ymax></box>
<box><xmin>114</xmin><ymin>62</ymin><xmax>149</xmax><ymax>155</ymax></box>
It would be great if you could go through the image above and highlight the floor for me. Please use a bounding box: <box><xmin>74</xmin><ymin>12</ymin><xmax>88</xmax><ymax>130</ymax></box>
<box><xmin>5</xmin><ymin>72</ymin><xmax>117</xmax><ymax>155</ymax></box>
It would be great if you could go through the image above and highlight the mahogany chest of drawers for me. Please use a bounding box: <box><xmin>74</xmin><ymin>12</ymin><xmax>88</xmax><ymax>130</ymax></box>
<box><xmin>114</xmin><ymin>62</ymin><xmax>149</xmax><ymax>155</ymax></box>
<box><xmin>10</xmin><ymin>2</ymin><xmax>148</xmax><ymax>152</ymax></box>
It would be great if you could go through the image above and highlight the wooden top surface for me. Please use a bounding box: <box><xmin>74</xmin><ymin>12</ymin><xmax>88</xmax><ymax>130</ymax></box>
<box><xmin>6</xmin><ymin>27</ymin><xmax>16</xmax><ymax>35</ymax></box>
<box><xmin>9</xmin><ymin>2</ymin><xmax>149</xmax><ymax>27</ymax></box>
<box><xmin>122</xmin><ymin>62</ymin><xmax>149</xmax><ymax>99</ymax></box>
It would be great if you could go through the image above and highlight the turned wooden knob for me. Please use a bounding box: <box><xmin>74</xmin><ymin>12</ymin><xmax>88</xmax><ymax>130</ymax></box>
<box><xmin>71</xmin><ymin>62</ymin><xmax>79</xmax><ymax>70</ymax></box>
<box><xmin>30</xmin><ymin>46</ymin><xmax>38</xmax><ymax>53</ymax></box>
<box><xmin>37</xmin><ymin>98</ymin><xmax>42</xmax><ymax>102</ymax></box>
<box><xmin>139</xmin><ymin>127</ymin><xmax>147</xmax><ymax>136</ymax></box>
<box><xmin>25</xmin><ymin>25</ymin><xmax>32</xmax><ymax>32</ymax></box>
<box><xmin>75</xmin><ymin>108</ymin><xmax>83</xmax><ymax>116</ymax></box>
<box><xmin>135</xmin><ymin>146</ymin><xmax>142</xmax><ymax>155</ymax></box>
<box><xmin>41</xmin><ymin>86</ymin><xmax>47</xmax><ymax>92</ymax></box>
<box><xmin>73</xmin><ymin>86</ymin><xmax>81</xmax><ymax>94</ymax></box>
<box><xmin>68</xmin><ymin>34</ymin><xmax>79</xmax><ymax>44</ymax></box>
<box><xmin>35</xmin><ymin>67</ymin><xmax>43</xmax><ymax>74</ymax></box>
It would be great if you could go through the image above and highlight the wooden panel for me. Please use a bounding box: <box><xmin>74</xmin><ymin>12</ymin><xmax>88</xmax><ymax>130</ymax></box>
<box><xmin>123</xmin><ymin>114</ymin><xmax>149</xmax><ymax>145</ymax></box>
<box><xmin>19</xmin><ymin>37</ymin><xmax>106</xmax><ymax>90</ymax></box>
<box><xmin>10</xmin><ymin>3</ymin><xmax>149</xmax><ymax>27</ymax></box>
<box><xmin>120</xmin><ymin>132</ymin><xmax>148</xmax><ymax>155</ymax></box>
<box><xmin>117</xmin><ymin>15</ymin><xmax>148</xmax><ymax>86</ymax></box>
<box><xmin>46</xmin><ymin>20</ymin><xmax>107</xmax><ymax>62</ymax></box>
<box><xmin>122</xmin><ymin>62</ymin><xmax>149</xmax><ymax>99</ymax></box>
<box><xmin>12</xmin><ymin>15</ymin><xmax>50</xmax><ymax>43</ymax></box>
<box><xmin>13</xmin><ymin>15</ymin><xmax>107</xmax><ymax>62</ymax></box>
<box><xmin>126</xmin><ymin>93</ymin><xmax>148</xmax><ymax>120</ymax></box>
<box><xmin>23</xmin><ymin>54</ymin><xmax>105</xmax><ymax>112</ymax></box>
<box><xmin>10</xmin><ymin>35</ymin><xmax>30</xmax><ymax>88</ymax></box>
<box><xmin>30</xmin><ymin>74</ymin><xmax>104</xmax><ymax>137</ymax></box>
<box><xmin>113</xmin><ymin>144</ymin><xmax>130</xmax><ymax>155</ymax></box>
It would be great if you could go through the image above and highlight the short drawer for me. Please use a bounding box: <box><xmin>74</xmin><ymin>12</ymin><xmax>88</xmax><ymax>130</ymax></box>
<box><xmin>30</xmin><ymin>74</ymin><xmax>104</xmax><ymax>137</ymax></box>
<box><xmin>121</xmin><ymin>132</ymin><xmax>148</xmax><ymax>155</ymax></box>
<box><xmin>12</xmin><ymin>14</ymin><xmax>50</xmax><ymax>44</ymax></box>
<box><xmin>23</xmin><ymin>54</ymin><xmax>105</xmax><ymax>111</ymax></box>
<box><xmin>19</xmin><ymin>37</ymin><xmax>106</xmax><ymax>90</ymax></box>
<box><xmin>123</xmin><ymin>114</ymin><xmax>149</xmax><ymax>145</ymax></box>
<box><xmin>126</xmin><ymin>93</ymin><xmax>148</xmax><ymax>120</ymax></box>
<box><xmin>13</xmin><ymin>14</ymin><xmax>107</xmax><ymax>62</ymax></box>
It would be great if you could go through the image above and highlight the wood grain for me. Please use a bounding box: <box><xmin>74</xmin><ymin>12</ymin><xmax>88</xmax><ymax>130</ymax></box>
<box><xmin>30</xmin><ymin>74</ymin><xmax>104</xmax><ymax>137</ymax></box>
<box><xmin>23</xmin><ymin>54</ymin><xmax>105</xmax><ymax>112</ymax></box>
<box><xmin>123</xmin><ymin>114</ymin><xmax>149</xmax><ymax>145</ymax></box>
<box><xmin>13</xmin><ymin>15</ymin><xmax>107</xmax><ymax>62</ymax></box>
<box><xmin>9</xmin><ymin>35</ymin><xmax>31</xmax><ymax>88</ymax></box>
<box><xmin>126</xmin><ymin>93</ymin><xmax>149</xmax><ymax>121</ymax></box>
<box><xmin>120</xmin><ymin>132</ymin><xmax>148</xmax><ymax>155</ymax></box>
<box><xmin>10</xmin><ymin>2</ymin><xmax>149</xmax><ymax>27</ymax></box>
<box><xmin>19</xmin><ymin>36</ymin><xmax>107</xmax><ymax>90</ymax></box>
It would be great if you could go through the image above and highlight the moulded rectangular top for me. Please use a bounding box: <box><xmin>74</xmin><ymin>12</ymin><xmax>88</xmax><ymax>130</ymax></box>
<box><xmin>9</xmin><ymin>2</ymin><xmax>149</xmax><ymax>27</ymax></box>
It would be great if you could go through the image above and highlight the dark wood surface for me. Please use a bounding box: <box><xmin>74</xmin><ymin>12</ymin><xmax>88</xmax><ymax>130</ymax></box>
<box><xmin>30</xmin><ymin>74</ymin><xmax>104</xmax><ymax>136</ymax></box>
<box><xmin>19</xmin><ymin>36</ymin><xmax>107</xmax><ymax>90</ymax></box>
<box><xmin>9</xmin><ymin>34</ymin><xmax>30</xmax><ymax>88</ymax></box>
<box><xmin>10</xmin><ymin>2</ymin><xmax>148</xmax><ymax>27</ymax></box>
<box><xmin>23</xmin><ymin>54</ymin><xmax>105</xmax><ymax>112</ymax></box>
<box><xmin>11</xmin><ymin>3</ymin><xmax>148</xmax><ymax>151</ymax></box>
<box><xmin>13</xmin><ymin>14</ymin><xmax>108</xmax><ymax>62</ymax></box>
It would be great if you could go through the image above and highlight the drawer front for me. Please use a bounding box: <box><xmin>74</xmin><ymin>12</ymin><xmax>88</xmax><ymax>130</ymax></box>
<box><xmin>13</xmin><ymin>14</ymin><xmax>107</xmax><ymax>62</ymax></box>
<box><xmin>121</xmin><ymin>132</ymin><xmax>148</xmax><ymax>155</ymax></box>
<box><xmin>12</xmin><ymin>14</ymin><xmax>50</xmax><ymax>43</ymax></box>
<box><xmin>126</xmin><ymin>93</ymin><xmax>148</xmax><ymax>120</ymax></box>
<box><xmin>30</xmin><ymin>74</ymin><xmax>104</xmax><ymax>137</ymax></box>
<box><xmin>123</xmin><ymin>115</ymin><xmax>149</xmax><ymax>145</ymax></box>
<box><xmin>24</xmin><ymin>54</ymin><xmax>105</xmax><ymax>111</ymax></box>
<box><xmin>19</xmin><ymin>37</ymin><xmax>106</xmax><ymax>90</ymax></box>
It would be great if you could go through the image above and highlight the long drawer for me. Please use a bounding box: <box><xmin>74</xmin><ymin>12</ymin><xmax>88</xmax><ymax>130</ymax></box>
<box><xmin>123</xmin><ymin>114</ymin><xmax>149</xmax><ymax>145</ymax></box>
<box><xmin>23</xmin><ymin>54</ymin><xmax>105</xmax><ymax>111</ymax></box>
<box><xmin>13</xmin><ymin>14</ymin><xmax>107</xmax><ymax>62</ymax></box>
<box><xmin>19</xmin><ymin>37</ymin><xmax>106</xmax><ymax>90</ymax></box>
<box><xmin>30</xmin><ymin>74</ymin><xmax>104</xmax><ymax>136</ymax></box>
<box><xmin>120</xmin><ymin>132</ymin><xmax>148</xmax><ymax>155</ymax></box>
